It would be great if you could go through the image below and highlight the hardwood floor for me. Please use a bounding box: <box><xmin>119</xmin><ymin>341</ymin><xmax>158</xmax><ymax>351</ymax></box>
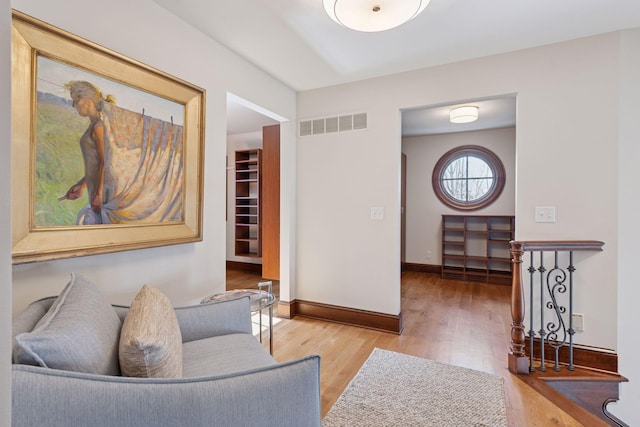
<box><xmin>227</xmin><ymin>269</ymin><xmax>583</xmax><ymax>426</ymax></box>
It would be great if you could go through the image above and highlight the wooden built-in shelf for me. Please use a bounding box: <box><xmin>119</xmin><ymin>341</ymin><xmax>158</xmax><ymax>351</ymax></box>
<box><xmin>234</xmin><ymin>149</ymin><xmax>262</xmax><ymax>258</ymax></box>
<box><xmin>441</xmin><ymin>214</ymin><xmax>515</xmax><ymax>285</ymax></box>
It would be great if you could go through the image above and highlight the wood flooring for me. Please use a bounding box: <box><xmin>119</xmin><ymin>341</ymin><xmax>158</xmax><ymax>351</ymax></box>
<box><xmin>227</xmin><ymin>269</ymin><xmax>583</xmax><ymax>426</ymax></box>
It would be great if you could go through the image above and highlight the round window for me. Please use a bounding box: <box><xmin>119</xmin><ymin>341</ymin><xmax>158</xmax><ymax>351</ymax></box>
<box><xmin>432</xmin><ymin>145</ymin><xmax>505</xmax><ymax>210</ymax></box>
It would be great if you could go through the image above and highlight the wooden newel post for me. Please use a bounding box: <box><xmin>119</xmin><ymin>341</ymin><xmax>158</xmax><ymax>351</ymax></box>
<box><xmin>508</xmin><ymin>241</ymin><xmax>530</xmax><ymax>374</ymax></box>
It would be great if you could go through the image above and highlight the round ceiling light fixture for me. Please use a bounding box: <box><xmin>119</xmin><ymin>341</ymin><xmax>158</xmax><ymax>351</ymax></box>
<box><xmin>323</xmin><ymin>0</ymin><xmax>431</xmax><ymax>32</ymax></box>
<box><xmin>449</xmin><ymin>106</ymin><xmax>479</xmax><ymax>124</ymax></box>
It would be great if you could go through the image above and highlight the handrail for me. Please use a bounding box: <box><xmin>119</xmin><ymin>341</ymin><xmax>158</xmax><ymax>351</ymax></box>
<box><xmin>512</xmin><ymin>240</ymin><xmax>604</xmax><ymax>252</ymax></box>
<box><xmin>508</xmin><ymin>240</ymin><xmax>604</xmax><ymax>374</ymax></box>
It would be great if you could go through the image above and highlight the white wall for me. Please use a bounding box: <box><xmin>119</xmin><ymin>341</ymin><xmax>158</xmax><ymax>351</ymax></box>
<box><xmin>298</xmin><ymin>33</ymin><xmax>620</xmax><ymax>344</ymax></box>
<box><xmin>610</xmin><ymin>28</ymin><xmax>640</xmax><ymax>426</ymax></box>
<box><xmin>226</xmin><ymin>131</ymin><xmax>263</xmax><ymax>264</ymax></box>
<box><xmin>10</xmin><ymin>0</ymin><xmax>296</xmax><ymax>313</ymax></box>
<box><xmin>402</xmin><ymin>127</ymin><xmax>516</xmax><ymax>265</ymax></box>
<box><xmin>1</xmin><ymin>0</ymin><xmax>11</xmax><ymax>424</ymax></box>
<box><xmin>296</xmin><ymin>115</ymin><xmax>403</xmax><ymax>314</ymax></box>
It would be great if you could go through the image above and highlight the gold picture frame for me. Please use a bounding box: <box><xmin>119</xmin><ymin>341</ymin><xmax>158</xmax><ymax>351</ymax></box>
<box><xmin>11</xmin><ymin>11</ymin><xmax>206</xmax><ymax>264</ymax></box>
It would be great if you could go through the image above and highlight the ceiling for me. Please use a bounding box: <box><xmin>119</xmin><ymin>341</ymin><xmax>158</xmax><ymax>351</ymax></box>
<box><xmin>402</xmin><ymin>96</ymin><xmax>516</xmax><ymax>136</ymax></box>
<box><xmin>227</xmin><ymin>95</ymin><xmax>279</xmax><ymax>135</ymax></box>
<box><xmin>154</xmin><ymin>0</ymin><xmax>640</xmax><ymax>136</ymax></box>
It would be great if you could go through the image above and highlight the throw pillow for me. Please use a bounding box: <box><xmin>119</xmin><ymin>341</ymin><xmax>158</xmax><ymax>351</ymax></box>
<box><xmin>119</xmin><ymin>285</ymin><xmax>183</xmax><ymax>378</ymax></box>
<box><xmin>13</xmin><ymin>273</ymin><xmax>122</xmax><ymax>375</ymax></box>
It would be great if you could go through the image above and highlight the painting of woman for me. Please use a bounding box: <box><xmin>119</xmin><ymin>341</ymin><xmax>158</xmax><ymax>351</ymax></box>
<box><xmin>60</xmin><ymin>81</ymin><xmax>114</xmax><ymax>224</ymax></box>
<box><xmin>55</xmin><ymin>78</ymin><xmax>185</xmax><ymax>226</ymax></box>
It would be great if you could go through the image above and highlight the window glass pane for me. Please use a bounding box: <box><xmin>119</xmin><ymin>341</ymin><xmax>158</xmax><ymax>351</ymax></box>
<box><xmin>443</xmin><ymin>179</ymin><xmax>467</xmax><ymax>201</ymax></box>
<box><xmin>467</xmin><ymin>156</ymin><xmax>493</xmax><ymax>178</ymax></box>
<box><xmin>443</xmin><ymin>157</ymin><xmax>466</xmax><ymax>180</ymax></box>
<box><xmin>467</xmin><ymin>178</ymin><xmax>493</xmax><ymax>201</ymax></box>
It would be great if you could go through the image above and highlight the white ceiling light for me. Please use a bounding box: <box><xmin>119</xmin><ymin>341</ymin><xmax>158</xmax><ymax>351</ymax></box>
<box><xmin>323</xmin><ymin>0</ymin><xmax>431</xmax><ymax>32</ymax></box>
<box><xmin>450</xmin><ymin>106</ymin><xmax>479</xmax><ymax>124</ymax></box>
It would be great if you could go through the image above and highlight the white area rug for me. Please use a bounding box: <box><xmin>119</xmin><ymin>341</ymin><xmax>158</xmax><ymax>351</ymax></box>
<box><xmin>322</xmin><ymin>348</ymin><xmax>507</xmax><ymax>427</ymax></box>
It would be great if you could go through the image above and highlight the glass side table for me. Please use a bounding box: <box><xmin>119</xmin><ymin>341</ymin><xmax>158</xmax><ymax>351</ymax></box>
<box><xmin>201</xmin><ymin>281</ymin><xmax>275</xmax><ymax>355</ymax></box>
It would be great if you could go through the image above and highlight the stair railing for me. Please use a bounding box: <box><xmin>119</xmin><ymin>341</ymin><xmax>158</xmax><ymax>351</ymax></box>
<box><xmin>508</xmin><ymin>240</ymin><xmax>604</xmax><ymax>374</ymax></box>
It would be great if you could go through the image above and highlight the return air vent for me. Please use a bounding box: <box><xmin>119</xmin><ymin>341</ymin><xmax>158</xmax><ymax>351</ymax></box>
<box><xmin>312</xmin><ymin>119</ymin><xmax>325</xmax><ymax>135</ymax></box>
<box><xmin>325</xmin><ymin>117</ymin><xmax>339</xmax><ymax>133</ymax></box>
<box><xmin>353</xmin><ymin>113</ymin><xmax>367</xmax><ymax>130</ymax></box>
<box><xmin>299</xmin><ymin>112</ymin><xmax>367</xmax><ymax>137</ymax></box>
<box><xmin>339</xmin><ymin>115</ymin><xmax>353</xmax><ymax>132</ymax></box>
<box><xmin>299</xmin><ymin>120</ymin><xmax>312</xmax><ymax>136</ymax></box>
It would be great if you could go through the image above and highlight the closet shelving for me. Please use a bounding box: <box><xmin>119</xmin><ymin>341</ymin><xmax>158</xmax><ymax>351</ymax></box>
<box><xmin>441</xmin><ymin>215</ymin><xmax>515</xmax><ymax>285</ymax></box>
<box><xmin>234</xmin><ymin>149</ymin><xmax>262</xmax><ymax>257</ymax></box>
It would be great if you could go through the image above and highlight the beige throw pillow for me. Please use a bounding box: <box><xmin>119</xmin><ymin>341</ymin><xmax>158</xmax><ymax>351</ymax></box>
<box><xmin>119</xmin><ymin>285</ymin><xmax>183</xmax><ymax>378</ymax></box>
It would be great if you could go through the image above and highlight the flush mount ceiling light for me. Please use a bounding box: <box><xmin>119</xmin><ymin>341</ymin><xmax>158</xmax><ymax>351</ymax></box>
<box><xmin>449</xmin><ymin>106</ymin><xmax>479</xmax><ymax>124</ymax></box>
<box><xmin>323</xmin><ymin>0</ymin><xmax>431</xmax><ymax>32</ymax></box>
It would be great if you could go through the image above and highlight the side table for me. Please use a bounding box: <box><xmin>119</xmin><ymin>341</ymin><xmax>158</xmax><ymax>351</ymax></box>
<box><xmin>201</xmin><ymin>281</ymin><xmax>275</xmax><ymax>354</ymax></box>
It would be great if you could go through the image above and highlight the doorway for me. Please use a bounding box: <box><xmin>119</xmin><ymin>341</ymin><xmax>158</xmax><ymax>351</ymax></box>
<box><xmin>226</xmin><ymin>93</ymin><xmax>283</xmax><ymax>282</ymax></box>
<box><xmin>399</xmin><ymin>95</ymin><xmax>517</xmax><ymax>277</ymax></box>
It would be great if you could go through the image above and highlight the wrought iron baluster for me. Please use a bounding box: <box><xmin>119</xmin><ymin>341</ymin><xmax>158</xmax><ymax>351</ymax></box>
<box><xmin>568</xmin><ymin>251</ymin><xmax>576</xmax><ymax>371</ymax></box>
<box><xmin>528</xmin><ymin>252</ymin><xmax>536</xmax><ymax>372</ymax></box>
<box><xmin>538</xmin><ymin>251</ymin><xmax>546</xmax><ymax>372</ymax></box>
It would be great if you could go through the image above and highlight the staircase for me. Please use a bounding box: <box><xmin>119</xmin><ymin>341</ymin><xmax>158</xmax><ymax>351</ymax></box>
<box><xmin>507</xmin><ymin>241</ymin><xmax>628</xmax><ymax>426</ymax></box>
<box><xmin>518</xmin><ymin>363</ymin><xmax>627</xmax><ymax>426</ymax></box>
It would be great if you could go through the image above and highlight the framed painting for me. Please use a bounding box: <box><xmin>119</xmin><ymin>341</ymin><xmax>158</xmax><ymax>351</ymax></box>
<box><xmin>11</xmin><ymin>11</ymin><xmax>206</xmax><ymax>264</ymax></box>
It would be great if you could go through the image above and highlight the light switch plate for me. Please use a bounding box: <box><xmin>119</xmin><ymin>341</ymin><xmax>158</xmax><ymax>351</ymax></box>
<box><xmin>535</xmin><ymin>206</ymin><xmax>556</xmax><ymax>223</ymax></box>
<box><xmin>370</xmin><ymin>207</ymin><xmax>385</xmax><ymax>221</ymax></box>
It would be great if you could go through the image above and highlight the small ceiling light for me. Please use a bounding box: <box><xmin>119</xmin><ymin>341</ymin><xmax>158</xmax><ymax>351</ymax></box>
<box><xmin>323</xmin><ymin>0</ymin><xmax>431</xmax><ymax>32</ymax></box>
<box><xmin>450</xmin><ymin>106</ymin><xmax>479</xmax><ymax>124</ymax></box>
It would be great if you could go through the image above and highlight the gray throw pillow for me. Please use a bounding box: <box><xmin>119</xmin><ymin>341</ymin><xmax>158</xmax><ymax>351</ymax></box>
<box><xmin>119</xmin><ymin>285</ymin><xmax>183</xmax><ymax>378</ymax></box>
<box><xmin>13</xmin><ymin>273</ymin><xmax>122</xmax><ymax>375</ymax></box>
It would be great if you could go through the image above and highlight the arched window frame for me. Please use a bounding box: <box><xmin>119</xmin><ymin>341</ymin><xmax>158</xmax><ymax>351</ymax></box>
<box><xmin>431</xmin><ymin>145</ymin><xmax>506</xmax><ymax>211</ymax></box>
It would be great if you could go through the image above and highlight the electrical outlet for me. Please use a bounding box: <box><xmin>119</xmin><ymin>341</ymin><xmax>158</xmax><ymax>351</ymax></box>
<box><xmin>572</xmin><ymin>313</ymin><xmax>584</xmax><ymax>332</ymax></box>
<box><xmin>426</xmin><ymin>251</ymin><xmax>432</xmax><ymax>259</ymax></box>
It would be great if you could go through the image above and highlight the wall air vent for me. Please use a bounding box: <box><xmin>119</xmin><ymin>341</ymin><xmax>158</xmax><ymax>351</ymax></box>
<box><xmin>353</xmin><ymin>113</ymin><xmax>367</xmax><ymax>130</ymax></box>
<box><xmin>339</xmin><ymin>115</ymin><xmax>353</xmax><ymax>132</ymax></box>
<box><xmin>299</xmin><ymin>120</ymin><xmax>312</xmax><ymax>136</ymax></box>
<box><xmin>299</xmin><ymin>112</ymin><xmax>367</xmax><ymax>137</ymax></box>
<box><xmin>325</xmin><ymin>117</ymin><xmax>339</xmax><ymax>133</ymax></box>
<box><xmin>312</xmin><ymin>119</ymin><xmax>325</xmax><ymax>135</ymax></box>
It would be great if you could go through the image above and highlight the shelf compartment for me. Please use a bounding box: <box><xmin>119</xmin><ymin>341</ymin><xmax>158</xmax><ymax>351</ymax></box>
<box><xmin>442</xmin><ymin>245</ymin><xmax>464</xmax><ymax>257</ymax></box>
<box><xmin>487</xmin><ymin>216</ymin><xmax>515</xmax><ymax>231</ymax></box>
<box><xmin>442</xmin><ymin>265</ymin><xmax>465</xmax><ymax>281</ymax></box>
<box><xmin>443</xmin><ymin>259</ymin><xmax>464</xmax><ymax>270</ymax></box>
<box><xmin>488</xmin><ymin>258</ymin><xmax>512</xmax><ymax>266</ymax></box>
<box><xmin>443</xmin><ymin>232</ymin><xmax>464</xmax><ymax>243</ymax></box>
<box><xmin>235</xmin><ymin>252</ymin><xmax>260</xmax><ymax>258</ymax></box>
<box><xmin>442</xmin><ymin>216</ymin><xmax>465</xmax><ymax>229</ymax></box>
<box><xmin>466</xmin><ymin>255</ymin><xmax>489</xmax><ymax>262</ymax></box>
<box><xmin>465</xmin><ymin>217</ymin><xmax>487</xmax><ymax>232</ymax></box>
<box><xmin>466</xmin><ymin>230</ymin><xmax>489</xmax><ymax>235</ymax></box>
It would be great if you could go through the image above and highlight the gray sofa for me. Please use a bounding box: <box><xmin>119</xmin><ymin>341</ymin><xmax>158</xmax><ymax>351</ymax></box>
<box><xmin>12</xmin><ymin>294</ymin><xmax>321</xmax><ymax>427</ymax></box>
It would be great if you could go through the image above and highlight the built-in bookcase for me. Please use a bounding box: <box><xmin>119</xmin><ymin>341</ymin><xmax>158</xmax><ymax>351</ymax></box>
<box><xmin>441</xmin><ymin>215</ymin><xmax>515</xmax><ymax>285</ymax></box>
<box><xmin>234</xmin><ymin>149</ymin><xmax>262</xmax><ymax>257</ymax></box>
